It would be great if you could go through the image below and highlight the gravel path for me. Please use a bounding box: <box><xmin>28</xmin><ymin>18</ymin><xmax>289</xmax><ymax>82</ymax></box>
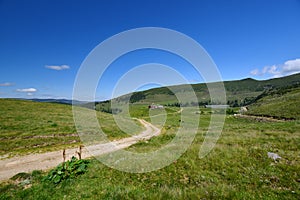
<box><xmin>0</xmin><ymin>119</ymin><xmax>160</xmax><ymax>181</ymax></box>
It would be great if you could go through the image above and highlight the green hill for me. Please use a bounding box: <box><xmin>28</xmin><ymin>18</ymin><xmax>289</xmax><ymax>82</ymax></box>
<box><xmin>246</xmin><ymin>85</ymin><xmax>300</xmax><ymax>120</ymax></box>
<box><xmin>0</xmin><ymin>99</ymin><xmax>142</xmax><ymax>157</ymax></box>
<box><xmin>0</xmin><ymin>99</ymin><xmax>77</xmax><ymax>157</ymax></box>
<box><xmin>92</xmin><ymin>73</ymin><xmax>300</xmax><ymax>109</ymax></box>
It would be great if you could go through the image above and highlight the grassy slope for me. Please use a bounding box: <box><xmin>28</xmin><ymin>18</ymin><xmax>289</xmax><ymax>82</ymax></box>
<box><xmin>96</xmin><ymin>73</ymin><xmax>300</xmax><ymax>106</ymax></box>
<box><xmin>0</xmin><ymin>99</ymin><xmax>142</xmax><ymax>157</ymax></box>
<box><xmin>1</xmin><ymin>113</ymin><xmax>299</xmax><ymax>199</ymax></box>
<box><xmin>247</xmin><ymin>86</ymin><xmax>300</xmax><ymax>120</ymax></box>
<box><xmin>0</xmin><ymin>99</ymin><xmax>77</xmax><ymax>157</ymax></box>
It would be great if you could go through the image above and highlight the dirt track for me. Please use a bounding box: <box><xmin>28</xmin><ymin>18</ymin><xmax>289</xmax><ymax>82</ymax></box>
<box><xmin>0</xmin><ymin>119</ymin><xmax>160</xmax><ymax>181</ymax></box>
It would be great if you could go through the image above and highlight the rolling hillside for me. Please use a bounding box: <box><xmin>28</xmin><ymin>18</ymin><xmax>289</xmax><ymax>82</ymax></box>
<box><xmin>0</xmin><ymin>99</ymin><xmax>142</xmax><ymax>157</ymax></box>
<box><xmin>246</xmin><ymin>84</ymin><xmax>300</xmax><ymax>120</ymax></box>
<box><xmin>0</xmin><ymin>98</ymin><xmax>78</xmax><ymax>157</ymax></box>
<box><xmin>92</xmin><ymin>73</ymin><xmax>300</xmax><ymax>109</ymax></box>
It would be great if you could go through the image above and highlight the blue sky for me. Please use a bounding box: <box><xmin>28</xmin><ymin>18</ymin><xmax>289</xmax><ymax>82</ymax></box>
<box><xmin>0</xmin><ymin>0</ymin><xmax>300</xmax><ymax>100</ymax></box>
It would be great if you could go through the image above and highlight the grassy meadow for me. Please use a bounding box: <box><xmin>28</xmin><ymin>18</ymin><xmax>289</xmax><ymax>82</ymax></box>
<box><xmin>1</xmin><ymin>102</ymin><xmax>299</xmax><ymax>199</ymax></box>
<box><xmin>0</xmin><ymin>99</ymin><xmax>143</xmax><ymax>158</ymax></box>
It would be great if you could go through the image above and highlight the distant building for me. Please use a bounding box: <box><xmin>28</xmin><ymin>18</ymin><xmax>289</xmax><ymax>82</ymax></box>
<box><xmin>239</xmin><ymin>106</ymin><xmax>248</xmax><ymax>114</ymax></box>
<box><xmin>149</xmin><ymin>103</ymin><xmax>164</xmax><ymax>109</ymax></box>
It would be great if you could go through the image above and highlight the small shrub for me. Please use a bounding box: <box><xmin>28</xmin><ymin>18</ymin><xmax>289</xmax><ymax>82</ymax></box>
<box><xmin>50</xmin><ymin>123</ymin><xmax>58</xmax><ymax>127</ymax></box>
<box><xmin>43</xmin><ymin>156</ymin><xmax>89</xmax><ymax>184</ymax></box>
<box><xmin>10</xmin><ymin>172</ymin><xmax>33</xmax><ymax>188</ymax></box>
<box><xmin>226</xmin><ymin>109</ymin><xmax>236</xmax><ymax>115</ymax></box>
<box><xmin>11</xmin><ymin>172</ymin><xmax>31</xmax><ymax>181</ymax></box>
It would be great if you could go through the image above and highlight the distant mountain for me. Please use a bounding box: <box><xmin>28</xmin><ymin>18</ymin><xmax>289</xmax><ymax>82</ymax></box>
<box><xmin>28</xmin><ymin>98</ymin><xmax>88</xmax><ymax>105</ymax></box>
<box><xmin>87</xmin><ymin>73</ymin><xmax>300</xmax><ymax>113</ymax></box>
<box><xmin>118</xmin><ymin>72</ymin><xmax>300</xmax><ymax>105</ymax></box>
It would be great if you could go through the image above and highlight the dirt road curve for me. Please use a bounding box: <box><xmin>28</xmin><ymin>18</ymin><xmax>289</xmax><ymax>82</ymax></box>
<box><xmin>0</xmin><ymin>119</ymin><xmax>160</xmax><ymax>181</ymax></box>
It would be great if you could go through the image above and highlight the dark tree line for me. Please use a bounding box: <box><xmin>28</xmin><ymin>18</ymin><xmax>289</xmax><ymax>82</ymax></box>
<box><xmin>97</xmin><ymin>107</ymin><xmax>122</xmax><ymax>114</ymax></box>
<box><xmin>130</xmin><ymin>92</ymin><xmax>146</xmax><ymax>103</ymax></box>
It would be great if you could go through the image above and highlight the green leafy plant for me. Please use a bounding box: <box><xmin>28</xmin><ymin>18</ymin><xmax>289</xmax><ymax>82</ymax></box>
<box><xmin>43</xmin><ymin>156</ymin><xmax>89</xmax><ymax>184</ymax></box>
<box><xmin>226</xmin><ymin>108</ymin><xmax>237</xmax><ymax>115</ymax></box>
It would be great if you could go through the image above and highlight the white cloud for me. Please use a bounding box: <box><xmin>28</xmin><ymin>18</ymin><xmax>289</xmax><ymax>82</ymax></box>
<box><xmin>250</xmin><ymin>58</ymin><xmax>300</xmax><ymax>78</ymax></box>
<box><xmin>262</xmin><ymin>66</ymin><xmax>268</xmax><ymax>74</ymax></box>
<box><xmin>0</xmin><ymin>82</ymin><xmax>13</xmax><ymax>86</ymax></box>
<box><xmin>16</xmin><ymin>88</ymin><xmax>37</xmax><ymax>92</ymax></box>
<box><xmin>282</xmin><ymin>59</ymin><xmax>300</xmax><ymax>74</ymax></box>
<box><xmin>45</xmin><ymin>65</ymin><xmax>70</xmax><ymax>71</ymax></box>
<box><xmin>266</xmin><ymin>65</ymin><xmax>281</xmax><ymax>76</ymax></box>
<box><xmin>250</xmin><ymin>69</ymin><xmax>259</xmax><ymax>75</ymax></box>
